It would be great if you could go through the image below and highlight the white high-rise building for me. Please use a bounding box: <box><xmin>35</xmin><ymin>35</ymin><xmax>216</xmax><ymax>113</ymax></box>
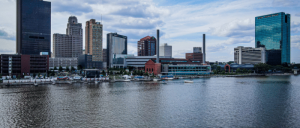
<box><xmin>159</xmin><ymin>43</ymin><xmax>172</xmax><ymax>57</ymax></box>
<box><xmin>234</xmin><ymin>46</ymin><xmax>266</xmax><ymax>64</ymax></box>
<box><xmin>53</xmin><ymin>16</ymin><xmax>83</xmax><ymax>58</ymax></box>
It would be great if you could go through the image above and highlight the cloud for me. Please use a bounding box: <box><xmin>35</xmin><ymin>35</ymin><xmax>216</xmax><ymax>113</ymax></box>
<box><xmin>272</xmin><ymin>0</ymin><xmax>300</xmax><ymax>7</ymax></box>
<box><xmin>292</xmin><ymin>35</ymin><xmax>300</xmax><ymax>49</ymax></box>
<box><xmin>291</xmin><ymin>22</ymin><xmax>300</xmax><ymax>33</ymax></box>
<box><xmin>0</xmin><ymin>29</ymin><xmax>15</xmax><ymax>40</ymax></box>
<box><xmin>209</xmin><ymin>19</ymin><xmax>255</xmax><ymax>38</ymax></box>
<box><xmin>0</xmin><ymin>38</ymin><xmax>16</xmax><ymax>54</ymax></box>
<box><xmin>51</xmin><ymin>0</ymin><xmax>93</xmax><ymax>15</ymax></box>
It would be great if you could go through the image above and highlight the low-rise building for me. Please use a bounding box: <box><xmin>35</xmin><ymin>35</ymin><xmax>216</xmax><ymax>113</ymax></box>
<box><xmin>0</xmin><ymin>54</ymin><xmax>49</xmax><ymax>78</ymax></box>
<box><xmin>49</xmin><ymin>57</ymin><xmax>78</xmax><ymax>69</ymax></box>
<box><xmin>145</xmin><ymin>60</ymin><xmax>161</xmax><ymax>75</ymax></box>
<box><xmin>161</xmin><ymin>64</ymin><xmax>211</xmax><ymax>75</ymax></box>
<box><xmin>78</xmin><ymin>54</ymin><xmax>102</xmax><ymax>69</ymax></box>
<box><xmin>234</xmin><ymin>46</ymin><xmax>266</xmax><ymax>64</ymax></box>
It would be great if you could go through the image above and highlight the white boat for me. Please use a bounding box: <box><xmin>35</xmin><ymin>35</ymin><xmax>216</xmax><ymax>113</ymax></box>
<box><xmin>95</xmin><ymin>81</ymin><xmax>98</xmax><ymax>84</ymax></box>
<box><xmin>163</xmin><ymin>78</ymin><xmax>174</xmax><ymax>80</ymax></box>
<box><xmin>153</xmin><ymin>79</ymin><xmax>161</xmax><ymax>81</ymax></box>
<box><xmin>184</xmin><ymin>80</ymin><xmax>194</xmax><ymax>83</ymax></box>
<box><xmin>123</xmin><ymin>79</ymin><xmax>131</xmax><ymax>82</ymax></box>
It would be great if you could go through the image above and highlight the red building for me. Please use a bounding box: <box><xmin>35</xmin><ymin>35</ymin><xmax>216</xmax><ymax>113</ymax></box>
<box><xmin>185</xmin><ymin>53</ymin><xmax>203</xmax><ymax>63</ymax></box>
<box><xmin>0</xmin><ymin>54</ymin><xmax>49</xmax><ymax>78</ymax></box>
<box><xmin>145</xmin><ymin>60</ymin><xmax>161</xmax><ymax>75</ymax></box>
<box><xmin>138</xmin><ymin>36</ymin><xmax>156</xmax><ymax>56</ymax></box>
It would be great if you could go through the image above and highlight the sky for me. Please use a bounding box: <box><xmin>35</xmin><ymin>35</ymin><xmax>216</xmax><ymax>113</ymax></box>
<box><xmin>0</xmin><ymin>0</ymin><xmax>299</xmax><ymax>63</ymax></box>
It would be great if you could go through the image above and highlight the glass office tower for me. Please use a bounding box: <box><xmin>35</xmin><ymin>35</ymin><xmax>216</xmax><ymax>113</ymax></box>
<box><xmin>17</xmin><ymin>0</ymin><xmax>51</xmax><ymax>56</ymax></box>
<box><xmin>107</xmin><ymin>33</ymin><xmax>127</xmax><ymax>68</ymax></box>
<box><xmin>255</xmin><ymin>12</ymin><xmax>290</xmax><ymax>65</ymax></box>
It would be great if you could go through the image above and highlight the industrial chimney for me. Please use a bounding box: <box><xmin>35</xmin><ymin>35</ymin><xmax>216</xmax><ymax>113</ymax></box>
<box><xmin>156</xmin><ymin>29</ymin><xmax>160</xmax><ymax>63</ymax></box>
<box><xmin>203</xmin><ymin>34</ymin><xmax>206</xmax><ymax>64</ymax></box>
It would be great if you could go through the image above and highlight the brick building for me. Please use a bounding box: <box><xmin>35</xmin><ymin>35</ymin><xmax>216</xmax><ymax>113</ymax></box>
<box><xmin>185</xmin><ymin>53</ymin><xmax>203</xmax><ymax>63</ymax></box>
<box><xmin>0</xmin><ymin>54</ymin><xmax>49</xmax><ymax>78</ymax></box>
<box><xmin>145</xmin><ymin>59</ymin><xmax>161</xmax><ymax>75</ymax></box>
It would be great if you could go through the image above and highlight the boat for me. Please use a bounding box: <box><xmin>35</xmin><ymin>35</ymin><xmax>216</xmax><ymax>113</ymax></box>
<box><xmin>184</xmin><ymin>80</ymin><xmax>194</xmax><ymax>83</ymax></box>
<box><xmin>163</xmin><ymin>77</ymin><xmax>174</xmax><ymax>80</ymax></box>
<box><xmin>153</xmin><ymin>79</ymin><xmax>161</xmax><ymax>81</ymax></box>
<box><xmin>57</xmin><ymin>76</ymin><xmax>69</xmax><ymax>80</ymax></box>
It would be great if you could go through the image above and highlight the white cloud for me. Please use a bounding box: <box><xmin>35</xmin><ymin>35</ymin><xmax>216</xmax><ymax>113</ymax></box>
<box><xmin>292</xmin><ymin>35</ymin><xmax>300</xmax><ymax>49</ymax></box>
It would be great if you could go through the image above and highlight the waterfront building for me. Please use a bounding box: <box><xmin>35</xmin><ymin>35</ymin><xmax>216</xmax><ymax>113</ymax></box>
<box><xmin>193</xmin><ymin>47</ymin><xmax>202</xmax><ymax>53</ymax></box>
<box><xmin>185</xmin><ymin>53</ymin><xmax>203</xmax><ymax>63</ymax></box>
<box><xmin>107</xmin><ymin>33</ymin><xmax>127</xmax><ymax>68</ymax></box>
<box><xmin>78</xmin><ymin>54</ymin><xmax>102</xmax><ymax>69</ymax></box>
<box><xmin>53</xmin><ymin>16</ymin><xmax>83</xmax><ymax>58</ymax></box>
<box><xmin>234</xmin><ymin>46</ymin><xmax>266</xmax><ymax>64</ymax></box>
<box><xmin>159</xmin><ymin>43</ymin><xmax>172</xmax><ymax>57</ymax></box>
<box><xmin>49</xmin><ymin>57</ymin><xmax>78</xmax><ymax>69</ymax></box>
<box><xmin>255</xmin><ymin>12</ymin><xmax>290</xmax><ymax>65</ymax></box>
<box><xmin>161</xmin><ymin>64</ymin><xmax>211</xmax><ymax>75</ymax></box>
<box><xmin>138</xmin><ymin>36</ymin><xmax>156</xmax><ymax>56</ymax></box>
<box><xmin>145</xmin><ymin>60</ymin><xmax>161</xmax><ymax>75</ymax></box>
<box><xmin>0</xmin><ymin>54</ymin><xmax>49</xmax><ymax>78</ymax></box>
<box><xmin>85</xmin><ymin>19</ymin><xmax>103</xmax><ymax>61</ymax></box>
<box><xmin>217</xmin><ymin>64</ymin><xmax>254</xmax><ymax>73</ymax></box>
<box><xmin>16</xmin><ymin>0</ymin><xmax>51</xmax><ymax>56</ymax></box>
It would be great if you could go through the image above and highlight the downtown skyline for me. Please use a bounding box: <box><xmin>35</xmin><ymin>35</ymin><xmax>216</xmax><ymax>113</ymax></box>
<box><xmin>0</xmin><ymin>0</ymin><xmax>299</xmax><ymax>63</ymax></box>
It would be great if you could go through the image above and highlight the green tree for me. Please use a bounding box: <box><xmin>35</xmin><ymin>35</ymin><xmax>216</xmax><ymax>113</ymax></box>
<box><xmin>18</xmin><ymin>74</ymin><xmax>20</xmax><ymax>79</ymax></box>
<box><xmin>120</xmin><ymin>70</ymin><xmax>123</xmax><ymax>75</ymax></box>
<box><xmin>102</xmin><ymin>70</ymin><xmax>106</xmax><ymax>76</ymax></box>
<box><xmin>236</xmin><ymin>68</ymin><xmax>241</xmax><ymax>73</ymax></box>
<box><xmin>66</xmin><ymin>66</ymin><xmax>70</xmax><ymax>72</ymax></box>
<box><xmin>77</xmin><ymin>65</ymin><xmax>82</xmax><ymax>70</ymax></box>
<box><xmin>59</xmin><ymin>66</ymin><xmax>63</xmax><ymax>72</ymax></box>
<box><xmin>248</xmin><ymin>69</ymin><xmax>252</xmax><ymax>73</ymax></box>
<box><xmin>0</xmin><ymin>74</ymin><xmax>2</xmax><ymax>78</ymax></box>
<box><xmin>54</xmin><ymin>67</ymin><xmax>57</xmax><ymax>70</ymax></box>
<box><xmin>242</xmin><ymin>68</ymin><xmax>247</xmax><ymax>73</ymax></box>
<box><xmin>254</xmin><ymin>63</ymin><xmax>270</xmax><ymax>73</ymax></box>
<box><xmin>33</xmin><ymin>73</ymin><xmax>36</xmax><ymax>78</ymax></box>
<box><xmin>71</xmin><ymin>66</ymin><xmax>75</xmax><ymax>72</ymax></box>
<box><xmin>38</xmin><ymin>72</ymin><xmax>41</xmax><ymax>78</ymax></box>
<box><xmin>44</xmin><ymin>74</ymin><xmax>46</xmax><ymax>78</ymax></box>
<box><xmin>217</xmin><ymin>66</ymin><xmax>221</xmax><ymax>73</ymax></box>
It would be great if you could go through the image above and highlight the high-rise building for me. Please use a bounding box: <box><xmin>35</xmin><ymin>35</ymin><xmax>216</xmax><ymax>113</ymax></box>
<box><xmin>16</xmin><ymin>0</ymin><xmax>51</xmax><ymax>56</ymax></box>
<box><xmin>138</xmin><ymin>36</ymin><xmax>156</xmax><ymax>56</ymax></box>
<box><xmin>53</xmin><ymin>16</ymin><xmax>83</xmax><ymax>58</ymax></box>
<box><xmin>234</xmin><ymin>46</ymin><xmax>266</xmax><ymax>64</ymax></box>
<box><xmin>255</xmin><ymin>12</ymin><xmax>290</xmax><ymax>65</ymax></box>
<box><xmin>159</xmin><ymin>43</ymin><xmax>172</xmax><ymax>57</ymax></box>
<box><xmin>193</xmin><ymin>47</ymin><xmax>202</xmax><ymax>53</ymax></box>
<box><xmin>85</xmin><ymin>19</ymin><xmax>103</xmax><ymax>61</ymax></box>
<box><xmin>107</xmin><ymin>33</ymin><xmax>127</xmax><ymax>68</ymax></box>
<box><xmin>102</xmin><ymin>49</ymin><xmax>107</xmax><ymax>62</ymax></box>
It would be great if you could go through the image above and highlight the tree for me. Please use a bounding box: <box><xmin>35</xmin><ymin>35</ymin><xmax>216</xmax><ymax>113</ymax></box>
<box><xmin>248</xmin><ymin>69</ymin><xmax>252</xmax><ymax>73</ymax></box>
<box><xmin>33</xmin><ymin>73</ymin><xmax>36</xmax><ymax>78</ymax></box>
<box><xmin>242</xmin><ymin>68</ymin><xmax>247</xmax><ymax>73</ymax></box>
<box><xmin>0</xmin><ymin>74</ymin><xmax>2</xmax><ymax>78</ymax></box>
<box><xmin>54</xmin><ymin>67</ymin><xmax>57</xmax><ymax>70</ymax></box>
<box><xmin>217</xmin><ymin>66</ymin><xmax>221</xmax><ymax>73</ymax></box>
<box><xmin>71</xmin><ymin>66</ymin><xmax>75</xmax><ymax>72</ymax></box>
<box><xmin>102</xmin><ymin>70</ymin><xmax>106</xmax><ymax>76</ymax></box>
<box><xmin>77</xmin><ymin>65</ymin><xmax>82</xmax><ymax>70</ymax></box>
<box><xmin>38</xmin><ymin>72</ymin><xmax>41</xmax><ymax>78</ymax></box>
<box><xmin>254</xmin><ymin>63</ymin><xmax>270</xmax><ymax>73</ymax></box>
<box><xmin>236</xmin><ymin>68</ymin><xmax>241</xmax><ymax>73</ymax></box>
<box><xmin>66</xmin><ymin>66</ymin><xmax>70</xmax><ymax>72</ymax></box>
<box><xmin>59</xmin><ymin>66</ymin><xmax>63</xmax><ymax>72</ymax></box>
<box><xmin>120</xmin><ymin>70</ymin><xmax>123</xmax><ymax>75</ymax></box>
<box><xmin>44</xmin><ymin>74</ymin><xmax>46</xmax><ymax>78</ymax></box>
<box><xmin>18</xmin><ymin>74</ymin><xmax>20</xmax><ymax>79</ymax></box>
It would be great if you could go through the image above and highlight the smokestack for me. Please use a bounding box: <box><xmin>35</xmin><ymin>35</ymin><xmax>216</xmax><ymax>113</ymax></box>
<box><xmin>203</xmin><ymin>34</ymin><xmax>206</xmax><ymax>64</ymax></box>
<box><xmin>156</xmin><ymin>29</ymin><xmax>160</xmax><ymax>63</ymax></box>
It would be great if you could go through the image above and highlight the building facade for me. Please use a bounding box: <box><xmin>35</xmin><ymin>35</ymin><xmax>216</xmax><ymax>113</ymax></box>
<box><xmin>0</xmin><ymin>54</ymin><xmax>49</xmax><ymax>78</ymax></box>
<box><xmin>159</xmin><ymin>43</ymin><xmax>172</xmax><ymax>57</ymax></box>
<box><xmin>53</xmin><ymin>16</ymin><xmax>82</xmax><ymax>58</ymax></box>
<box><xmin>17</xmin><ymin>0</ymin><xmax>51</xmax><ymax>56</ymax></box>
<box><xmin>138</xmin><ymin>36</ymin><xmax>156</xmax><ymax>56</ymax></box>
<box><xmin>49</xmin><ymin>57</ymin><xmax>78</xmax><ymax>69</ymax></box>
<box><xmin>107</xmin><ymin>33</ymin><xmax>127</xmax><ymax>68</ymax></box>
<box><xmin>78</xmin><ymin>55</ymin><xmax>102</xmax><ymax>69</ymax></box>
<box><xmin>145</xmin><ymin>60</ymin><xmax>161</xmax><ymax>75</ymax></box>
<box><xmin>85</xmin><ymin>19</ymin><xmax>103</xmax><ymax>61</ymax></box>
<box><xmin>234</xmin><ymin>46</ymin><xmax>266</xmax><ymax>64</ymax></box>
<box><xmin>161</xmin><ymin>65</ymin><xmax>211</xmax><ymax>75</ymax></box>
<box><xmin>193</xmin><ymin>47</ymin><xmax>202</xmax><ymax>53</ymax></box>
<box><xmin>185</xmin><ymin>53</ymin><xmax>203</xmax><ymax>63</ymax></box>
<box><xmin>255</xmin><ymin>12</ymin><xmax>290</xmax><ymax>64</ymax></box>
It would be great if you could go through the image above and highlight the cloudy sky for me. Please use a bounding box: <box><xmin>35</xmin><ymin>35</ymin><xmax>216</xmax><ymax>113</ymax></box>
<box><xmin>0</xmin><ymin>0</ymin><xmax>300</xmax><ymax>63</ymax></box>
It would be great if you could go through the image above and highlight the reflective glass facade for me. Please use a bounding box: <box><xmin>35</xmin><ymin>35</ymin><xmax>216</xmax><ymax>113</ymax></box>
<box><xmin>163</xmin><ymin>65</ymin><xmax>211</xmax><ymax>75</ymax></box>
<box><xmin>107</xmin><ymin>33</ymin><xmax>127</xmax><ymax>68</ymax></box>
<box><xmin>17</xmin><ymin>0</ymin><xmax>51</xmax><ymax>56</ymax></box>
<box><xmin>255</xmin><ymin>12</ymin><xmax>290</xmax><ymax>64</ymax></box>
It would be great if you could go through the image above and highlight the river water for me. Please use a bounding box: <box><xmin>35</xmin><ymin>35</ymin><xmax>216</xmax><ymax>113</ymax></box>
<box><xmin>0</xmin><ymin>75</ymin><xmax>299</xmax><ymax>127</ymax></box>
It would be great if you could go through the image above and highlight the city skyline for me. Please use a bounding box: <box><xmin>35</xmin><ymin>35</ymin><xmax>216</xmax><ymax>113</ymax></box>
<box><xmin>0</xmin><ymin>0</ymin><xmax>299</xmax><ymax>62</ymax></box>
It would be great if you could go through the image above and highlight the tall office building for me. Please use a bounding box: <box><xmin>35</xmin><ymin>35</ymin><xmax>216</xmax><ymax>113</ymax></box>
<box><xmin>107</xmin><ymin>33</ymin><xmax>127</xmax><ymax>68</ymax></box>
<box><xmin>234</xmin><ymin>46</ymin><xmax>266</xmax><ymax>64</ymax></box>
<box><xmin>53</xmin><ymin>16</ymin><xmax>83</xmax><ymax>58</ymax></box>
<box><xmin>138</xmin><ymin>36</ymin><xmax>156</xmax><ymax>56</ymax></box>
<box><xmin>159</xmin><ymin>43</ymin><xmax>172</xmax><ymax>57</ymax></box>
<box><xmin>85</xmin><ymin>19</ymin><xmax>103</xmax><ymax>61</ymax></box>
<box><xmin>255</xmin><ymin>12</ymin><xmax>290</xmax><ymax>65</ymax></box>
<box><xmin>17</xmin><ymin>0</ymin><xmax>51</xmax><ymax>56</ymax></box>
<box><xmin>193</xmin><ymin>47</ymin><xmax>202</xmax><ymax>53</ymax></box>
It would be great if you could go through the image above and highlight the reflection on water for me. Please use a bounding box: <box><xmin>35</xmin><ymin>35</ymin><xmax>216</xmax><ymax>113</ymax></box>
<box><xmin>0</xmin><ymin>76</ymin><xmax>300</xmax><ymax>127</ymax></box>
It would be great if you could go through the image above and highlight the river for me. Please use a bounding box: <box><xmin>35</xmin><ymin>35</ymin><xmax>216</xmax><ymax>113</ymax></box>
<box><xmin>0</xmin><ymin>75</ymin><xmax>299</xmax><ymax>127</ymax></box>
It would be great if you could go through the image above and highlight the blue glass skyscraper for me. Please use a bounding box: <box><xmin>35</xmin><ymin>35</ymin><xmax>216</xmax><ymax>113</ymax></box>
<box><xmin>16</xmin><ymin>0</ymin><xmax>51</xmax><ymax>56</ymax></box>
<box><xmin>255</xmin><ymin>12</ymin><xmax>290</xmax><ymax>65</ymax></box>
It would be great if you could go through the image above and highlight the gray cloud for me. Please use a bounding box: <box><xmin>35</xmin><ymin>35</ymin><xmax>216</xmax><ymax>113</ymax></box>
<box><xmin>291</xmin><ymin>22</ymin><xmax>300</xmax><ymax>33</ymax></box>
<box><xmin>272</xmin><ymin>0</ymin><xmax>300</xmax><ymax>7</ymax></box>
<box><xmin>296</xmin><ymin>13</ymin><xmax>300</xmax><ymax>17</ymax></box>
<box><xmin>0</xmin><ymin>29</ymin><xmax>15</xmax><ymax>40</ymax></box>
